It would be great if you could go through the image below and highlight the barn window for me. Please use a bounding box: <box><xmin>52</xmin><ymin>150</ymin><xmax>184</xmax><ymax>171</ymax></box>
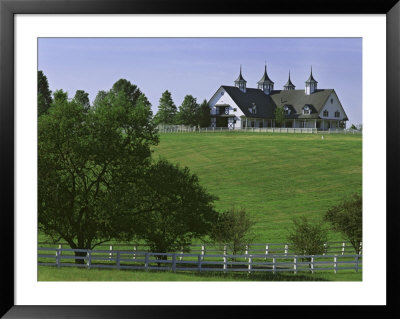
<box><xmin>323</xmin><ymin>110</ymin><xmax>329</xmax><ymax>117</ymax></box>
<box><xmin>335</xmin><ymin>111</ymin><xmax>340</xmax><ymax>118</ymax></box>
<box><xmin>303</xmin><ymin>105</ymin><xmax>311</xmax><ymax>115</ymax></box>
<box><xmin>331</xmin><ymin>98</ymin><xmax>333</xmax><ymax>104</ymax></box>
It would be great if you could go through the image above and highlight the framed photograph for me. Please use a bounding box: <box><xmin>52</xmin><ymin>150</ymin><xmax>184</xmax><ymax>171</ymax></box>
<box><xmin>1</xmin><ymin>0</ymin><xmax>398</xmax><ymax>317</ymax></box>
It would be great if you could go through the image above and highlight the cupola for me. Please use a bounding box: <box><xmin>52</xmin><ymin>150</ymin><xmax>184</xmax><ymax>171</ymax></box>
<box><xmin>305</xmin><ymin>66</ymin><xmax>318</xmax><ymax>95</ymax></box>
<box><xmin>234</xmin><ymin>65</ymin><xmax>247</xmax><ymax>92</ymax></box>
<box><xmin>257</xmin><ymin>64</ymin><xmax>274</xmax><ymax>95</ymax></box>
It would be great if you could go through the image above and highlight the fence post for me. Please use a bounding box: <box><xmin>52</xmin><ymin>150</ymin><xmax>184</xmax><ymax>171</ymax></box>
<box><xmin>310</xmin><ymin>256</ymin><xmax>314</xmax><ymax>274</ymax></box>
<box><xmin>273</xmin><ymin>257</ymin><xmax>276</xmax><ymax>274</ymax></box>
<box><xmin>172</xmin><ymin>253</ymin><xmax>176</xmax><ymax>272</ymax></box>
<box><xmin>145</xmin><ymin>253</ymin><xmax>149</xmax><ymax>271</ymax></box>
<box><xmin>133</xmin><ymin>245</ymin><xmax>137</xmax><ymax>259</ymax></box>
<box><xmin>87</xmin><ymin>250</ymin><xmax>92</xmax><ymax>269</ymax></box>
<box><xmin>198</xmin><ymin>255</ymin><xmax>202</xmax><ymax>272</ymax></box>
<box><xmin>294</xmin><ymin>256</ymin><xmax>297</xmax><ymax>274</ymax></box>
<box><xmin>56</xmin><ymin>244</ymin><xmax>62</xmax><ymax>257</ymax></box>
<box><xmin>342</xmin><ymin>242</ymin><xmax>346</xmax><ymax>255</ymax></box>
<box><xmin>284</xmin><ymin>244</ymin><xmax>288</xmax><ymax>256</ymax></box>
<box><xmin>323</xmin><ymin>243</ymin><xmax>327</xmax><ymax>256</ymax></box>
<box><xmin>179</xmin><ymin>246</ymin><xmax>184</xmax><ymax>261</ymax></box>
<box><xmin>334</xmin><ymin>255</ymin><xmax>338</xmax><ymax>274</ymax></box>
<box><xmin>245</xmin><ymin>244</ymin><xmax>249</xmax><ymax>260</ymax></box>
<box><xmin>355</xmin><ymin>255</ymin><xmax>359</xmax><ymax>272</ymax></box>
<box><xmin>109</xmin><ymin>245</ymin><xmax>113</xmax><ymax>260</ymax></box>
<box><xmin>223</xmin><ymin>255</ymin><xmax>227</xmax><ymax>273</ymax></box>
<box><xmin>56</xmin><ymin>248</ymin><xmax>61</xmax><ymax>268</ymax></box>
<box><xmin>201</xmin><ymin>245</ymin><xmax>205</xmax><ymax>261</ymax></box>
<box><xmin>116</xmin><ymin>251</ymin><xmax>121</xmax><ymax>269</ymax></box>
<box><xmin>223</xmin><ymin>245</ymin><xmax>227</xmax><ymax>256</ymax></box>
<box><xmin>248</xmin><ymin>256</ymin><xmax>253</xmax><ymax>274</ymax></box>
<box><xmin>359</xmin><ymin>242</ymin><xmax>363</xmax><ymax>255</ymax></box>
<box><xmin>265</xmin><ymin>244</ymin><xmax>269</xmax><ymax>258</ymax></box>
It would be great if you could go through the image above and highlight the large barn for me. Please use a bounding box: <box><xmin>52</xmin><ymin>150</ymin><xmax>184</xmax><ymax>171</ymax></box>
<box><xmin>208</xmin><ymin>66</ymin><xmax>348</xmax><ymax>130</ymax></box>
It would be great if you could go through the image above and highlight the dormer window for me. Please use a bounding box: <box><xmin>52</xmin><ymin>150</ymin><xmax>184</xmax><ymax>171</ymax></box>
<box><xmin>335</xmin><ymin>111</ymin><xmax>340</xmax><ymax>118</ymax></box>
<box><xmin>303</xmin><ymin>105</ymin><xmax>311</xmax><ymax>115</ymax></box>
<box><xmin>249</xmin><ymin>103</ymin><xmax>257</xmax><ymax>114</ymax></box>
<box><xmin>323</xmin><ymin>110</ymin><xmax>329</xmax><ymax>117</ymax></box>
<box><xmin>284</xmin><ymin>105</ymin><xmax>291</xmax><ymax>115</ymax></box>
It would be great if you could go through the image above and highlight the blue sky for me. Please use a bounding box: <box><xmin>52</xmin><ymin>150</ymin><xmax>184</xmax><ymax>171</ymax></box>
<box><xmin>38</xmin><ymin>38</ymin><xmax>362</xmax><ymax>125</ymax></box>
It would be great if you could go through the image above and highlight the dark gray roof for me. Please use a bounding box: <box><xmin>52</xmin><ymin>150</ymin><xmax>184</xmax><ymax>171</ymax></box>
<box><xmin>220</xmin><ymin>86</ymin><xmax>348</xmax><ymax>120</ymax></box>
<box><xmin>257</xmin><ymin>65</ymin><xmax>274</xmax><ymax>84</ymax></box>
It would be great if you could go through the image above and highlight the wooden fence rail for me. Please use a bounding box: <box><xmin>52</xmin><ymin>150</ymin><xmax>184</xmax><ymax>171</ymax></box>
<box><xmin>38</xmin><ymin>241</ymin><xmax>362</xmax><ymax>257</ymax></box>
<box><xmin>38</xmin><ymin>247</ymin><xmax>362</xmax><ymax>274</ymax></box>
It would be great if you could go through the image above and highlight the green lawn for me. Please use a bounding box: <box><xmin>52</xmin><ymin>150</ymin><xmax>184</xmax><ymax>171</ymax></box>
<box><xmin>38</xmin><ymin>132</ymin><xmax>362</xmax><ymax>281</ymax></box>
<box><xmin>38</xmin><ymin>265</ymin><xmax>362</xmax><ymax>281</ymax></box>
<box><xmin>152</xmin><ymin>132</ymin><xmax>362</xmax><ymax>243</ymax></box>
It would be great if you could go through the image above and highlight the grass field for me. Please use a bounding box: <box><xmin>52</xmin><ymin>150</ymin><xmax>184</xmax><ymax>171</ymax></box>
<box><xmin>38</xmin><ymin>132</ymin><xmax>362</xmax><ymax>281</ymax></box>
<box><xmin>152</xmin><ymin>132</ymin><xmax>362</xmax><ymax>243</ymax></box>
<box><xmin>38</xmin><ymin>265</ymin><xmax>361</xmax><ymax>281</ymax></box>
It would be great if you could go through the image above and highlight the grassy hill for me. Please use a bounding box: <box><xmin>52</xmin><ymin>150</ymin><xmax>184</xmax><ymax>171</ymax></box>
<box><xmin>152</xmin><ymin>132</ymin><xmax>362</xmax><ymax>243</ymax></box>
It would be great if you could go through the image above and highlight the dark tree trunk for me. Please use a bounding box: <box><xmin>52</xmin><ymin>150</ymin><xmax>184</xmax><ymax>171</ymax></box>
<box><xmin>74</xmin><ymin>250</ymin><xmax>87</xmax><ymax>264</ymax></box>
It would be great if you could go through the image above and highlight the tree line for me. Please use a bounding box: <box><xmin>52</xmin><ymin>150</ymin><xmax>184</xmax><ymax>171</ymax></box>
<box><xmin>38</xmin><ymin>70</ymin><xmax>361</xmax><ymax>265</ymax></box>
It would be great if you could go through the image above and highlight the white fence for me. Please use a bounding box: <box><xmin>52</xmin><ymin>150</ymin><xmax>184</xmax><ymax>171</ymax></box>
<box><xmin>38</xmin><ymin>241</ymin><xmax>362</xmax><ymax>257</ymax></box>
<box><xmin>157</xmin><ymin>125</ymin><xmax>362</xmax><ymax>135</ymax></box>
<box><xmin>38</xmin><ymin>247</ymin><xmax>362</xmax><ymax>274</ymax></box>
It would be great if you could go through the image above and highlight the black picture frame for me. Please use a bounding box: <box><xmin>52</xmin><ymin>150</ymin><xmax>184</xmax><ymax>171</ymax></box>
<box><xmin>1</xmin><ymin>0</ymin><xmax>398</xmax><ymax>317</ymax></box>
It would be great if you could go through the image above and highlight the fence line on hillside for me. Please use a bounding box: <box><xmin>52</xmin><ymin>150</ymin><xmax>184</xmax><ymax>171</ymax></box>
<box><xmin>156</xmin><ymin>125</ymin><xmax>362</xmax><ymax>135</ymax></box>
<box><xmin>38</xmin><ymin>241</ymin><xmax>362</xmax><ymax>258</ymax></box>
<box><xmin>38</xmin><ymin>247</ymin><xmax>362</xmax><ymax>274</ymax></box>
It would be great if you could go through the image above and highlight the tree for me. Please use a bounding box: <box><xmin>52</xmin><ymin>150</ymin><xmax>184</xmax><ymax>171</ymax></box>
<box><xmin>324</xmin><ymin>193</ymin><xmax>362</xmax><ymax>254</ymax></box>
<box><xmin>274</xmin><ymin>106</ymin><xmax>285</xmax><ymax>128</ymax></box>
<box><xmin>38</xmin><ymin>79</ymin><xmax>159</xmax><ymax>263</ymax></box>
<box><xmin>287</xmin><ymin>216</ymin><xmax>328</xmax><ymax>266</ymax></box>
<box><xmin>92</xmin><ymin>90</ymin><xmax>108</xmax><ymax>109</ymax></box>
<box><xmin>38</xmin><ymin>70</ymin><xmax>53</xmax><ymax>116</ymax></box>
<box><xmin>210</xmin><ymin>208</ymin><xmax>255</xmax><ymax>256</ymax></box>
<box><xmin>198</xmin><ymin>99</ymin><xmax>211</xmax><ymax>128</ymax></box>
<box><xmin>130</xmin><ymin>159</ymin><xmax>218</xmax><ymax>258</ymax></box>
<box><xmin>350</xmin><ymin>124</ymin><xmax>357</xmax><ymax>130</ymax></box>
<box><xmin>176</xmin><ymin>95</ymin><xmax>200</xmax><ymax>126</ymax></box>
<box><xmin>153</xmin><ymin>90</ymin><xmax>177</xmax><ymax>125</ymax></box>
<box><xmin>73</xmin><ymin>90</ymin><xmax>90</xmax><ymax>112</ymax></box>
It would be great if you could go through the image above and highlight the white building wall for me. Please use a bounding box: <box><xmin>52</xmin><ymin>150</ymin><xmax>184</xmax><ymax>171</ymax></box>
<box><xmin>319</xmin><ymin>91</ymin><xmax>347</xmax><ymax>129</ymax></box>
<box><xmin>208</xmin><ymin>87</ymin><xmax>245</xmax><ymax>129</ymax></box>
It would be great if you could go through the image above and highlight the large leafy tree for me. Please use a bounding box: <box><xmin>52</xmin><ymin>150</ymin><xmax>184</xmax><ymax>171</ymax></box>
<box><xmin>153</xmin><ymin>90</ymin><xmax>177</xmax><ymax>125</ymax></box>
<box><xmin>131</xmin><ymin>159</ymin><xmax>218</xmax><ymax>257</ymax></box>
<box><xmin>38</xmin><ymin>79</ymin><xmax>159</xmax><ymax>263</ymax></box>
<box><xmin>38</xmin><ymin>70</ymin><xmax>53</xmax><ymax>116</ymax></box>
<box><xmin>73</xmin><ymin>90</ymin><xmax>90</xmax><ymax>112</ymax></box>
<box><xmin>324</xmin><ymin>193</ymin><xmax>362</xmax><ymax>254</ymax></box>
<box><xmin>198</xmin><ymin>99</ymin><xmax>211</xmax><ymax>128</ymax></box>
<box><xmin>176</xmin><ymin>95</ymin><xmax>200</xmax><ymax>126</ymax></box>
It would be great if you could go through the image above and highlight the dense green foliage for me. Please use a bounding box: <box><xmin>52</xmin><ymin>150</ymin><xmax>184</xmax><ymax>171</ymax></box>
<box><xmin>73</xmin><ymin>89</ymin><xmax>90</xmax><ymax>111</ymax></box>
<box><xmin>153</xmin><ymin>133</ymin><xmax>362</xmax><ymax>243</ymax></box>
<box><xmin>38</xmin><ymin>70</ymin><xmax>53</xmax><ymax>116</ymax></box>
<box><xmin>274</xmin><ymin>106</ymin><xmax>285</xmax><ymax>127</ymax></box>
<box><xmin>153</xmin><ymin>90</ymin><xmax>177</xmax><ymax>125</ymax></box>
<box><xmin>130</xmin><ymin>159</ymin><xmax>218</xmax><ymax>256</ymax></box>
<box><xmin>211</xmin><ymin>208</ymin><xmax>255</xmax><ymax>255</ymax></box>
<box><xmin>324</xmin><ymin>193</ymin><xmax>362</xmax><ymax>254</ymax></box>
<box><xmin>287</xmin><ymin>216</ymin><xmax>328</xmax><ymax>256</ymax></box>
<box><xmin>198</xmin><ymin>99</ymin><xmax>211</xmax><ymax>128</ymax></box>
<box><xmin>38</xmin><ymin>79</ymin><xmax>159</xmax><ymax>262</ymax></box>
<box><xmin>176</xmin><ymin>94</ymin><xmax>200</xmax><ymax>126</ymax></box>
